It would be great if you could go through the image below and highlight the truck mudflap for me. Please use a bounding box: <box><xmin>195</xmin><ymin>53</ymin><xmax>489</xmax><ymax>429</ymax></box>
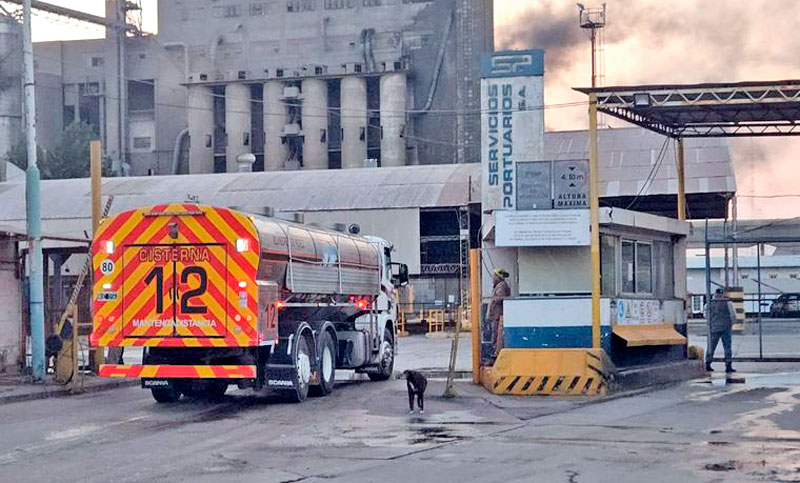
<box><xmin>99</xmin><ymin>364</ymin><xmax>256</xmax><ymax>379</ymax></box>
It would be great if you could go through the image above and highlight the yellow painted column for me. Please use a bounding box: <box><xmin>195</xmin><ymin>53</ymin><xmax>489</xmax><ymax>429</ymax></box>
<box><xmin>90</xmin><ymin>140</ymin><xmax>104</xmax><ymax>369</ymax></box>
<box><xmin>470</xmin><ymin>249</ymin><xmax>481</xmax><ymax>384</ymax></box>
<box><xmin>676</xmin><ymin>137</ymin><xmax>686</xmax><ymax>221</ymax></box>
<box><xmin>589</xmin><ymin>93</ymin><xmax>601</xmax><ymax>349</ymax></box>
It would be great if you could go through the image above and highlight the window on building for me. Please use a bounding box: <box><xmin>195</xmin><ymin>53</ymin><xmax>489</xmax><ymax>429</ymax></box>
<box><xmin>653</xmin><ymin>241</ymin><xmax>673</xmax><ymax>298</ymax></box>
<box><xmin>91</xmin><ymin>56</ymin><xmax>104</xmax><ymax>67</ymax></box>
<box><xmin>636</xmin><ymin>242</ymin><xmax>653</xmax><ymax>294</ymax></box>
<box><xmin>621</xmin><ymin>240</ymin><xmax>635</xmax><ymax>293</ymax></box>
<box><xmin>128</xmin><ymin>79</ymin><xmax>155</xmax><ymax>112</ymax></box>
<box><xmin>249</xmin><ymin>2</ymin><xmax>268</xmax><ymax>15</ymax></box>
<box><xmin>325</xmin><ymin>0</ymin><xmax>354</xmax><ymax>9</ymax></box>
<box><xmin>132</xmin><ymin>137</ymin><xmax>152</xmax><ymax>150</ymax></box>
<box><xmin>213</xmin><ymin>5</ymin><xmax>242</xmax><ymax>18</ymax></box>
<box><xmin>621</xmin><ymin>240</ymin><xmax>653</xmax><ymax>295</ymax></box>
<box><xmin>600</xmin><ymin>234</ymin><xmax>616</xmax><ymax>296</ymax></box>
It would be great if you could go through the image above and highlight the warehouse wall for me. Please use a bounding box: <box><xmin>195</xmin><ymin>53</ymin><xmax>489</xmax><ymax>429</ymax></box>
<box><xmin>0</xmin><ymin>238</ymin><xmax>20</xmax><ymax>374</ymax></box>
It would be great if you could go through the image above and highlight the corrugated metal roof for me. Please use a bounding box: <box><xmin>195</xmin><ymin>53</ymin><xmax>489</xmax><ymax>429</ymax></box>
<box><xmin>546</xmin><ymin>128</ymin><xmax>735</xmax><ymax>198</ymax></box>
<box><xmin>0</xmin><ymin>128</ymin><xmax>733</xmax><ymax>230</ymax></box>
<box><xmin>0</xmin><ymin>164</ymin><xmax>480</xmax><ymax>223</ymax></box>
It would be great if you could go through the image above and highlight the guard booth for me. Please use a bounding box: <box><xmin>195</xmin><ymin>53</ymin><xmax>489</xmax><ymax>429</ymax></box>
<box><xmin>481</xmin><ymin>207</ymin><xmax>689</xmax><ymax>395</ymax></box>
<box><xmin>477</xmin><ymin>51</ymin><xmax>695</xmax><ymax>396</ymax></box>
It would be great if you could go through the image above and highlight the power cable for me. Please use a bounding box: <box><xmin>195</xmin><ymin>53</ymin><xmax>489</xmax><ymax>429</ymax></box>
<box><xmin>623</xmin><ymin>135</ymin><xmax>670</xmax><ymax>211</ymax></box>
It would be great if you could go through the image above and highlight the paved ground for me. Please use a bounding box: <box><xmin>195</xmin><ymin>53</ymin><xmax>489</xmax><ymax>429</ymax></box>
<box><xmin>2</xmin><ymin>367</ymin><xmax>800</xmax><ymax>482</ymax></box>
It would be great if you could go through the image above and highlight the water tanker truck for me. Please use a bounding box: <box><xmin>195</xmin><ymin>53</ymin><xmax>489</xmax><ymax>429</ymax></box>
<box><xmin>90</xmin><ymin>203</ymin><xmax>408</xmax><ymax>403</ymax></box>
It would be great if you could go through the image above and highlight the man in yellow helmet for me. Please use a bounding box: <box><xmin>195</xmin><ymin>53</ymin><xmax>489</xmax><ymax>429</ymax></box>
<box><xmin>487</xmin><ymin>268</ymin><xmax>511</xmax><ymax>359</ymax></box>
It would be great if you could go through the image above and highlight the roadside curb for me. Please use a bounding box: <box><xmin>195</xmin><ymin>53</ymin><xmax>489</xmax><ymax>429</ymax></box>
<box><xmin>611</xmin><ymin>360</ymin><xmax>707</xmax><ymax>393</ymax></box>
<box><xmin>396</xmin><ymin>369</ymin><xmax>473</xmax><ymax>380</ymax></box>
<box><xmin>0</xmin><ymin>379</ymin><xmax>138</xmax><ymax>406</ymax></box>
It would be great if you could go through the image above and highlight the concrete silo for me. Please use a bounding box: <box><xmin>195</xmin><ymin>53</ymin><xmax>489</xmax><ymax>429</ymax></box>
<box><xmin>187</xmin><ymin>86</ymin><xmax>214</xmax><ymax>174</ymax></box>
<box><xmin>224</xmin><ymin>83</ymin><xmax>252</xmax><ymax>173</ymax></box>
<box><xmin>0</xmin><ymin>15</ymin><xmax>22</xmax><ymax>182</ymax></box>
<box><xmin>301</xmin><ymin>78</ymin><xmax>328</xmax><ymax>170</ymax></box>
<box><xmin>340</xmin><ymin>76</ymin><xmax>367</xmax><ymax>169</ymax></box>
<box><xmin>380</xmin><ymin>73</ymin><xmax>407</xmax><ymax>167</ymax></box>
<box><xmin>263</xmin><ymin>80</ymin><xmax>287</xmax><ymax>171</ymax></box>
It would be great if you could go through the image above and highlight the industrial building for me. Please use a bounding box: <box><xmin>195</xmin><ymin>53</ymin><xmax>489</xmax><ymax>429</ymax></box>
<box><xmin>0</xmin><ymin>125</ymin><xmax>736</xmax><ymax>372</ymax></box>
<box><xmin>0</xmin><ymin>0</ymin><xmax>494</xmax><ymax>179</ymax></box>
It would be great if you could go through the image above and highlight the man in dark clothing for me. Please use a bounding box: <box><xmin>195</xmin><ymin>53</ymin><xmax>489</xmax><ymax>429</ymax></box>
<box><xmin>706</xmin><ymin>288</ymin><xmax>736</xmax><ymax>373</ymax></box>
<box><xmin>487</xmin><ymin>268</ymin><xmax>510</xmax><ymax>358</ymax></box>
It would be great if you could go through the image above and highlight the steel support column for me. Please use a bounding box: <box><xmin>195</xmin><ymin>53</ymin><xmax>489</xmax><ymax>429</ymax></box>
<box><xmin>91</xmin><ymin>140</ymin><xmax>104</xmax><ymax>370</ymax></box>
<box><xmin>704</xmin><ymin>219</ymin><xmax>712</xmax><ymax>362</ymax></box>
<box><xmin>676</xmin><ymin>138</ymin><xmax>686</xmax><ymax>221</ymax></box>
<box><xmin>469</xmin><ymin>249</ymin><xmax>481</xmax><ymax>384</ymax></box>
<box><xmin>589</xmin><ymin>93</ymin><xmax>601</xmax><ymax>349</ymax></box>
<box><xmin>23</xmin><ymin>0</ymin><xmax>45</xmax><ymax>381</ymax></box>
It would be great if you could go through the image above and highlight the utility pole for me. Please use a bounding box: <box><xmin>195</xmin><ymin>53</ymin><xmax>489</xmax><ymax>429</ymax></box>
<box><xmin>23</xmin><ymin>0</ymin><xmax>45</xmax><ymax>381</ymax></box>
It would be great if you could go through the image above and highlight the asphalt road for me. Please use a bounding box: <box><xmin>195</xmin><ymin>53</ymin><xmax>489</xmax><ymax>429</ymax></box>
<box><xmin>2</xmin><ymin>370</ymin><xmax>800</xmax><ymax>482</ymax></box>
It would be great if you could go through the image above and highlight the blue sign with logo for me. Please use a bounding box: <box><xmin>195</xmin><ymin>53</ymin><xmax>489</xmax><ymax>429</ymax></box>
<box><xmin>480</xmin><ymin>50</ymin><xmax>545</xmax><ymax>78</ymax></box>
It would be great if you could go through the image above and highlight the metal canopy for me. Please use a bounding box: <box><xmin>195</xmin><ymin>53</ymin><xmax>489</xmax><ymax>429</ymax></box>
<box><xmin>575</xmin><ymin>80</ymin><xmax>800</xmax><ymax>138</ymax></box>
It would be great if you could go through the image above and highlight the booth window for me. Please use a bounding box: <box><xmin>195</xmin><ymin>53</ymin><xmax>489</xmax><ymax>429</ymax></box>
<box><xmin>636</xmin><ymin>242</ymin><xmax>652</xmax><ymax>294</ymax></box>
<box><xmin>600</xmin><ymin>235</ymin><xmax>616</xmax><ymax>296</ymax></box>
<box><xmin>621</xmin><ymin>239</ymin><xmax>653</xmax><ymax>295</ymax></box>
<box><xmin>653</xmin><ymin>241</ymin><xmax>674</xmax><ymax>298</ymax></box>
<box><xmin>622</xmin><ymin>240</ymin><xmax>635</xmax><ymax>293</ymax></box>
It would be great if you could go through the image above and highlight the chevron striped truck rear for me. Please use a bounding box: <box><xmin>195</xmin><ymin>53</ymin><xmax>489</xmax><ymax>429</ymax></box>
<box><xmin>91</xmin><ymin>204</ymin><xmax>408</xmax><ymax>403</ymax></box>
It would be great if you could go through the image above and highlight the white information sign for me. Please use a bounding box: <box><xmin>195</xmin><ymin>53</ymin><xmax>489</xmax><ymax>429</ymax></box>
<box><xmin>495</xmin><ymin>209</ymin><xmax>590</xmax><ymax>247</ymax></box>
<box><xmin>616</xmin><ymin>299</ymin><xmax>665</xmax><ymax>325</ymax></box>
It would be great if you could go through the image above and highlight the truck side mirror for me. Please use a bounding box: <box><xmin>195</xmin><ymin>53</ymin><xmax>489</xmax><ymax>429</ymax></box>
<box><xmin>399</xmin><ymin>264</ymin><xmax>409</xmax><ymax>286</ymax></box>
<box><xmin>391</xmin><ymin>263</ymin><xmax>409</xmax><ymax>287</ymax></box>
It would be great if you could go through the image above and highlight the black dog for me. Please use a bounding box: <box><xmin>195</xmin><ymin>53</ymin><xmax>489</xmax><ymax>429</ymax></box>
<box><xmin>403</xmin><ymin>370</ymin><xmax>427</xmax><ymax>414</ymax></box>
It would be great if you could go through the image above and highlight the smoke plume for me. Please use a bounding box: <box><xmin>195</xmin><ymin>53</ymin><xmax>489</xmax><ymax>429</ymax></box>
<box><xmin>496</xmin><ymin>0</ymin><xmax>800</xmax><ymax>219</ymax></box>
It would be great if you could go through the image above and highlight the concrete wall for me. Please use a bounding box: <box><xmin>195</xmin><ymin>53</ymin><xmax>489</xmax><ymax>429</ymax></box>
<box><xmin>0</xmin><ymin>15</ymin><xmax>22</xmax><ymax>181</ymax></box>
<box><xmin>518</xmin><ymin>247</ymin><xmax>592</xmax><ymax>295</ymax></box>
<box><xmin>0</xmin><ymin>238</ymin><xmax>20</xmax><ymax>374</ymax></box>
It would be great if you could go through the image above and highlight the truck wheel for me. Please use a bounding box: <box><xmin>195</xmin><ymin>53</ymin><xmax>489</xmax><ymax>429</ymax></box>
<box><xmin>310</xmin><ymin>331</ymin><xmax>336</xmax><ymax>397</ymax></box>
<box><xmin>369</xmin><ymin>327</ymin><xmax>395</xmax><ymax>382</ymax></box>
<box><xmin>151</xmin><ymin>386</ymin><xmax>181</xmax><ymax>403</ymax></box>
<box><xmin>288</xmin><ymin>336</ymin><xmax>312</xmax><ymax>402</ymax></box>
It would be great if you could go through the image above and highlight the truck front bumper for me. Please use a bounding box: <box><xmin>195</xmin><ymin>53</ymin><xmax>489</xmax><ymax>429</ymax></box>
<box><xmin>99</xmin><ymin>364</ymin><xmax>257</xmax><ymax>379</ymax></box>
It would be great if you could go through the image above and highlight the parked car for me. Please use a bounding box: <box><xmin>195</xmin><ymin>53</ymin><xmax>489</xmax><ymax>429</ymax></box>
<box><xmin>769</xmin><ymin>293</ymin><xmax>800</xmax><ymax>318</ymax></box>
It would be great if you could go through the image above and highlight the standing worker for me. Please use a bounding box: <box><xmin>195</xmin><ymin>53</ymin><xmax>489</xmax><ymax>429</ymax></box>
<box><xmin>705</xmin><ymin>288</ymin><xmax>736</xmax><ymax>373</ymax></box>
<box><xmin>487</xmin><ymin>268</ymin><xmax>510</xmax><ymax>359</ymax></box>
